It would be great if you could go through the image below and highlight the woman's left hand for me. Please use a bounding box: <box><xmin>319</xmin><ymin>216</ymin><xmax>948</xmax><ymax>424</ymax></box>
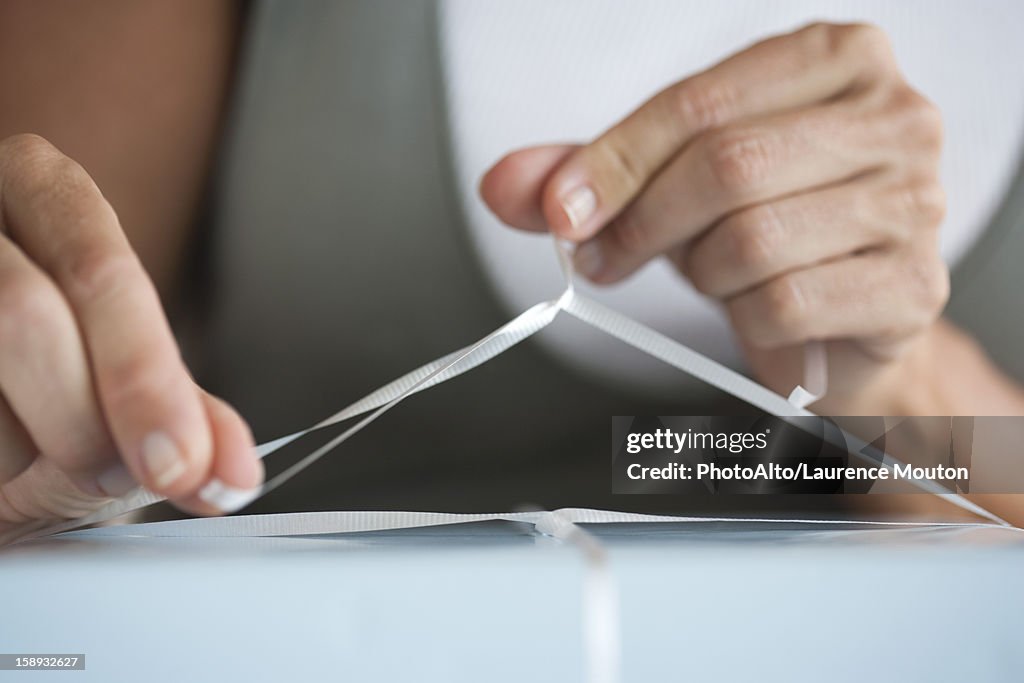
<box><xmin>481</xmin><ymin>22</ymin><xmax>949</xmax><ymax>414</ymax></box>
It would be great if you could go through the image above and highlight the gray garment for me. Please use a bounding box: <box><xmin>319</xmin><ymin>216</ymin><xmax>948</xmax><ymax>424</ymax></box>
<box><xmin>196</xmin><ymin>0</ymin><xmax>1022</xmax><ymax>515</ymax></box>
<box><xmin>947</xmin><ymin>157</ymin><xmax>1024</xmax><ymax>379</ymax></box>
<box><xmin>203</xmin><ymin>0</ymin><xmax>728</xmax><ymax>514</ymax></box>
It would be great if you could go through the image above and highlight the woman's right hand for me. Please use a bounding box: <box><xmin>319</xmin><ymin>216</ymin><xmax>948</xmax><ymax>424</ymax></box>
<box><xmin>0</xmin><ymin>134</ymin><xmax>262</xmax><ymax>541</ymax></box>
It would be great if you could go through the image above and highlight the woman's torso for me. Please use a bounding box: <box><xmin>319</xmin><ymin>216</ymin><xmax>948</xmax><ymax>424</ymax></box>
<box><xmin>195</xmin><ymin>0</ymin><xmax>1024</xmax><ymax>513</ymax></box>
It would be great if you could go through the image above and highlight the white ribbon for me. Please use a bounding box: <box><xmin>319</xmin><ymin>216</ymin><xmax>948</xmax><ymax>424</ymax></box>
<box><xmin>20</xmin><ymin>240</ymin><xmax>1018</xmax><ymax>683</ymax></box>
<box><xmin>29</xmin><ymin>239</ymin><xmax>1009</xmax><ymax>537</ymax></box>
<box><xmin>65</xmin><ymin>507</ymin><xmax>1009</xmax><ymax>540</ymax></box>
<box><xmin>788</xmin><ymin>340</ymin><xmax>827</xmax><ymax>409</ymax></box>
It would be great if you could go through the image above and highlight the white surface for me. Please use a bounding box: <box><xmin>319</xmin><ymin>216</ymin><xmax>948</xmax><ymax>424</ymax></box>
<box><xmin>2</xmin><ymin>522</ymin><xmax>1022</xmax><ymax>682</ymax></box>
<box><xmin>441</xmin><ymin>0</ymin><xmax>1024</xmax><ymax>391</ymax></box>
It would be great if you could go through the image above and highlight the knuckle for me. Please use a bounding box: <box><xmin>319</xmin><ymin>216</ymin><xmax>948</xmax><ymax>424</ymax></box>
<box><xmin>63</xmin><ymin>247</ymin><xmax>141</xmax><ymax>303</ymax></box>
<box><xmin>790</xmin><ymin>23</ymin><xmax>842</xmax><ymax>71</ymax></box>
<box><xmin>725</xmin><ymin>205</ymin><xmax>782</xmax><ymax>269</ymax></box>
<box><xmin>48</xmin><ymin>158</ymin><xmax>99</xmax><ymax>206</ymax></box>
<box><xmin>2</xmin><ymin>133</ymin><xmax>59</xmax><ymax>163</ymax></box>
<box><xmin>896</xmin><ymin>88</ymin><xmax>944</xmax><ymax>152</ymax></box>
<box><xmin>907</xmin><ymin>253</ymin><xmax>950</xmax><ymax>319</ymax></box>
<box><xmin>834</xmin><ymin>23</ymin><xmax>893</xmax><ymax>64</ymax></box>
<box><xmin>798</xmin><ymin>22</ymin><xmax>846</xmax><ymax>61</ymax></box>
<box><xmin>667</xmin><ymin>244</ymin><xmax>690</xmax><ymax>276</ymax></box>
<box><xmin>0</xmin><ymin>134</ymin><xmax>105</xmax><ymax>217</ymax></box>
<box><xmin>899</xmin><ymin>180</ymin><xmax>946</xmax><ymax>229</ymax></box>
<box><xmin>0</xmin><ymin>274</ymin><xmax>62</xmax><ymax>341</ymax></box>
<box><xmin>101</xmin><ymin>351</ymin><xmax>178</xmax><ymax>408</ymax></box>
<box><xmin>42</xmin><ymin>427</ymin><xmax>111</xmax><ymax>475</ymax></box>
<box><xmin>760</xmin><ymin>274</ymin><xmax>810</xmax><ymax>335</ymax></box>
<box><xmin>725</xmin><ymin>308</ymin><xmax>753</xmax><ymax>348</ymax></box>
<box><xmin>684</xmin><ymin>247</ymin><xmax>715</xmax><ymax>295</ymax></box>
<box><xmin>703</xmin><ymin>128</ymin><xmax>773</xmax><ymax>196</ymax></box>
<box><xmin>595</xmin><ymin>137</ymin><xmax>646</xmax><ymax>192</ymax></box>
<box><xmin>4</xmin><ymin>140</ymin><xmax>61</xmax><ymax>196</ymax></box>
<box><xmin>608</xmin><ymin>210</ymin><xmax>651</xmax><ymax>256</ymax></box>
<box><xmin>671</xmin><ymin>77</ymin><xmax>737</xmax><ymax>133</ymax></box>
<box><xmin>11</xmin><ymin>153</ymin><xmax>99</xmax><ymax>218</ymax></box>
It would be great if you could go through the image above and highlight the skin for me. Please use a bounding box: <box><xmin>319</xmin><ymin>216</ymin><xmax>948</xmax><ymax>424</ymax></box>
<box><xmin>0</xmin><ymin>1</ymin><xmax>257</xmax><ymax>540</ymax></box>
<box><xmin>481</xmin><ymin>23</ymin><xmax>1024</xmax><ymax>524</ymax></box>
<box><xmin>0</xmin><ymin>8</ymin><xmax>1019</xmax><ymax>537</ymax></box>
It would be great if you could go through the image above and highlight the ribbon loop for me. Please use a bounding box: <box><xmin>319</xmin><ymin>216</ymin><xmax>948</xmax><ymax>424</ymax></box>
<box><xmin>25</xmin><ymin>238</ymin><xmax>1009</xmax><ymax>539</ymax></box>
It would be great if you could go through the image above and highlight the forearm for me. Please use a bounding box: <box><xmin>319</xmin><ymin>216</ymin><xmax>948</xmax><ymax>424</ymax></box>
<box><xmin>893</xmin><ymin>318</ymin><xmax>1024</xmax><ymax>416</ymax></box>
<box><xmin>826</xmin><ymin>318</ymin><xmax>1024</xmax><ymax>525</ymax></box>
<box><xmin>815</xmin><ymin>318</ymin><xmax>1024</xmax><ymax>417</ymax></box>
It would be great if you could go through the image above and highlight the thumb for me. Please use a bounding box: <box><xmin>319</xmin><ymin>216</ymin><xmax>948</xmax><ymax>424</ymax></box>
<box><xmin>479</xmin><ymin>144</ymin><xmax>579</xmax><ymax>232</ymax></box>
<box><xmin>176</xmin><ymin>391</ymin><xmax>263</xmax><ymax>516</ymax></box>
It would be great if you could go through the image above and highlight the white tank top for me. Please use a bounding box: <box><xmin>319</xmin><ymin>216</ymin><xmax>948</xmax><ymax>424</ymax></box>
<box><xmin>440</xmin><ymin>0</ymin><xmax>1024</xmax><ymax>392</ymax></box>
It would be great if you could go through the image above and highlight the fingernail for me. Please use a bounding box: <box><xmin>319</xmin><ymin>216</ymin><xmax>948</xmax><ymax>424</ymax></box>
<box><xmin>140</xmin><ymin>431</ymin><xmax>187</xmax><ymax>489</ymax></box>
<box><xmin>560</xmin><ymin>185</ymin><xmax>597</xmax><ymax>234</ymax></box>
<box><xmin>96</xmin><ymin>464</ymin><xmax>137</xmax><ymax>497</ymax></box>
<box><xmin>574</xmin><ymin>241</ymin><xmax>605</xmax><ymax>279</ymax></box>
<box><xmin>198</xmin><ymin>478</ymin><xmax>261</xmax><ymax>513</ymax></box>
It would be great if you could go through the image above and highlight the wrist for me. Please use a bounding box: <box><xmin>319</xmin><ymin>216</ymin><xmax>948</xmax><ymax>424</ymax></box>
<box><xmin>811</xmin><ymin>326</ymin><xmax>943</xmax><ymax>416</ymax></box>
<box><xmin>882</xmin><ymin>325</ymin><xmax>945</xmax><ymax>415</ymax></box>
<box><xmin>873</xmin><ymin>319</ymin><xmax>1024</xmax><ymax>416</ymax></box>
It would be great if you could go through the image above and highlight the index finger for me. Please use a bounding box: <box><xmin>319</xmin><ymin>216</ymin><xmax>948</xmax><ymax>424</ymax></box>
<box><xmin>0</xmin><ymin>135</ymin><xmax>215</xmax><ymax>500</ymax></box>
<box><xmin>543</xmin><ymin>22</ymin><xmax>895</xmax><ymax>240</ymax></box>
